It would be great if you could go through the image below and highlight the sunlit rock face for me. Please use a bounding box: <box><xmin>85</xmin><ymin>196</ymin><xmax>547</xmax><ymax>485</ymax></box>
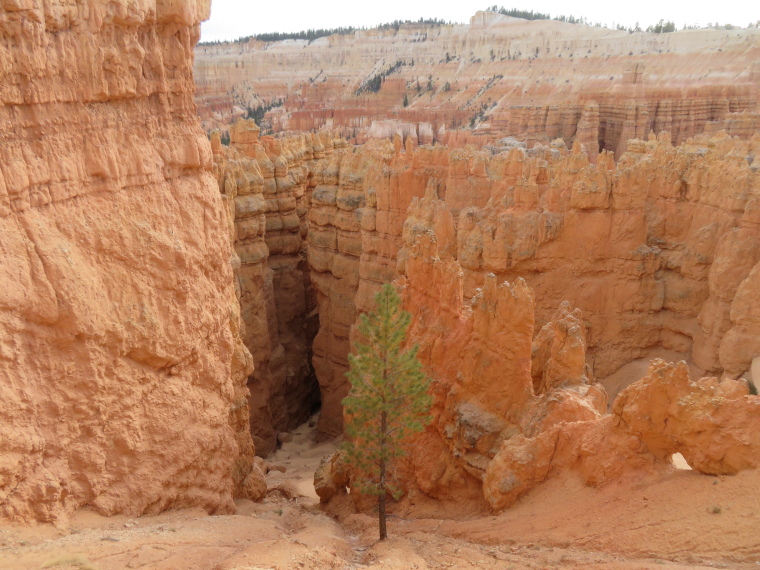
<box><xmin>210</xmin><ymin>106</ymin><xmax>759</xmax><ymax>510</ymax></box>
<box><xmin>303</xmin><ymin>132</ymin><xmax>759</xmax><ymax>443</ymax></box>
<box><xmin>483</xmin><ymin>359</ymin><xmax>759</xmax><ymax>511</ymax></box>
<box><xmin>195</xmin><ymin>12</ymin><xmax>760</xmax><ymax>157</ymax></box>
<box><xmin>314</xmin><ymin>229</ymin><xmax>759</xmax><ymax>510</ymax></box>
<box><xmin>315</xmin><ymin>200</ymin><xmax>758</xmax><ymax>511</ymax></box>
<box><xmin>0</xmin><ymin>0</ymin><xmax>261</xmax><ymax>524</ymax></box>
<box><xmin>195</xmin><ymin>13</ymin><xmax>760</xmax><ymax>474</ymax></box>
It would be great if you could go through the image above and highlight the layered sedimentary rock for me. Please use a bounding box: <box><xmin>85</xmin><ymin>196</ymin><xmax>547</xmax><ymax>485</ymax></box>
<box><xmin>307</xmin><ymin>140</ymin><xmax>404</xmax><ymax>438</ymax></box>
<box><xmin>396</xmin><ymin>233</ymin><xmax>613</xmax><ymax>503</ymax></box>
<box><xmin>305</xmin><ymin>132</ymin><xmax>760</xmax><ymax>440</ymax></box>
<box><xmin>0</xmin><ymin>1</ymin><xmax>262</xmax><ymax>524</ymax></box>
<box><xmin>316</xmin><ymin>233</ymin><xmax>759</xmax><ymax>511</ymax></box>
<box><xmin>307</xmin><ymin>136</ymin><xmax>454</xmax><ymax>437</ymax></box>
<box><xmin>213</xmin><ymin>121</ymin><xmax>348</xmax><ymax>453</ymax></box>
<box><xmin>195</xmin><ymin>12</ymin><xmax>760</xmax><ymax>158</ymax></box>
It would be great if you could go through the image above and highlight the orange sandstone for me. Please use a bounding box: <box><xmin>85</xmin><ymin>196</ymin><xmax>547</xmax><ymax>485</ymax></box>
<box><xmin>0</xmin><ymin>0</ymin><xmax>261</xmax><ymax>524</ymax></box>
<box><xmin>195</xmin><ymin>13</ymin><xmax>760</xmax><ymax>158</ymax></box>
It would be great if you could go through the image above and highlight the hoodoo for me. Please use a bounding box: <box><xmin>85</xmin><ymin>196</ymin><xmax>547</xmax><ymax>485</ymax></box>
<box><xmin>1</xmin><ymin>3</ymin><xmax>759</xmax><ymax>568</ymax></box>
<box><xmin>195</xmin><ymin>11</ymin><xmax>760</xmax><ymax>155</ymax></box>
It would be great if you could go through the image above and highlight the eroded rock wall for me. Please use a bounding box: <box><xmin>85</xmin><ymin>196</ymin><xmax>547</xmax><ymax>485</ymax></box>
<box><xmin>306</xmin><ymin>132</ymin><xmax>760</xmax><ymax>438</ymax></box>
<box><xmin>214</xmin><ymin>122</ymin><xmax>348</xmax><ymax>453</ymax></box>
<box><xmin>315</xmin><ymin>232</ymin><xmax>758</xmax><ymax>512</ymax></box>
<box><xmin>307</xmin><ymin>140</ymin><xmax>375</xmax><ymax>438</ymax></box>
<box><xmin>0</xmin><ymin>0</ymin><xmax>261</xmax><ymax>524</ymax></box>
<box><xmin>483</xmin><ymin>359</ymin><xmax>759</xmax><ymax>510</ymax></box>
<box><xmin>195</xmin><ymin>12</ymin><xmax>760</xmax><ymax>157</ymax></box>
<box><xmin>395</xmin><ymin>228</ymin><xmax>756</xmax><ymax>510</ymax></box>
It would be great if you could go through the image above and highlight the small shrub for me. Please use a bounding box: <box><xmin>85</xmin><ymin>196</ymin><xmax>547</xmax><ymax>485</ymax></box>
<box><xmin>749</xmin><ymin>379</ymin><xmax>758</xmax><ymax>396</ymax></box>
<box><xmin>245</xmin><ymin>98</ymin><xmax>283</xmax><ymax>127</ymax></box>
<box><xmin>710</xmin><ymin>505</ymin><xmax>722</xmax><ymax>514</ymax></box>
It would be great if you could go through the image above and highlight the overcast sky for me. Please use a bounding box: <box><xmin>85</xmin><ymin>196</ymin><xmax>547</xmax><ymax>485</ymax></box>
<box><xmin>200</xmin><ymin>0</ymin><xmax>759</xmax><ymax>42</ymax></box>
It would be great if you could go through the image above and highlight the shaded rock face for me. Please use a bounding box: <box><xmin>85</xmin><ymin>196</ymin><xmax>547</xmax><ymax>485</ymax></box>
<box><xmin>212</xmin><ymin>123</ymin><xmax>349</xmax><ymax>454</ymax></box>
<box><xmin>0</xmin><ymin>1</ymin><xmax>260</xmax><ymax>524</ymax></box>
<box><xmin>195</xmin><ymin>13</ymin><xmax>760</xmax><ymax>156</ymax></box>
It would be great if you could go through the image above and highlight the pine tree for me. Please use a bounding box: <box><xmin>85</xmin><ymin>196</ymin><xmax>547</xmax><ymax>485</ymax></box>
<box><xmin>342</xmin><ymin>284</ymin><xmax>432</xmax><ymax>541</ymax></box>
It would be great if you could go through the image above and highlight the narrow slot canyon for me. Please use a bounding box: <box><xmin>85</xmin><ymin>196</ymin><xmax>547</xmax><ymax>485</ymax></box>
<box><xmin>212</xmin><ymin>122</ymin><xmax>326</xmax><ymax>455</ymax></box>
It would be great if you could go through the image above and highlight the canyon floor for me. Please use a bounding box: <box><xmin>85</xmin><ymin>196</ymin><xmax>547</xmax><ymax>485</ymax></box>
<box><xmin>0</xmin><ymin>417</ymin><xmax>757</xmax><ymax>570</ymax></box>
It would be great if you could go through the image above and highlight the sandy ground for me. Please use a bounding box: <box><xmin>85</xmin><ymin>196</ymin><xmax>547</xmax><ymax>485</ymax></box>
<box><xmin>1</xmin><ymin>416</ymin><xmax>758</xmax><ymax>570</ymax></box>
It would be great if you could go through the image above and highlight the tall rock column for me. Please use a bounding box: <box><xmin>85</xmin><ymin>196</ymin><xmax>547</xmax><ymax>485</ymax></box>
<box><xmin>0</xmin><ymin>0</ymin><xmax>259</xmax><ymax>524</ymax></box>
<box><xmin>215</xmin><ymin>122</ymin><xmax>331</xmax><ymax>454</ymax></box>
<box><xmin>576</xmin><ymin>101</ymin><xmax>600</xmax><ymax>162</ymax></box>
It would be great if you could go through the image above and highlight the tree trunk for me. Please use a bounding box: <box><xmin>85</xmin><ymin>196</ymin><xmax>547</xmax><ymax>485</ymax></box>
<box><xmin>378</xmin><ymin>474</ymin><xmax>387</xmax><ymax>540</ymax></box>
<box><xmin>379</xmin><ymin>408</ymin><xmax>388</xmax><ymax>540</ymax></box>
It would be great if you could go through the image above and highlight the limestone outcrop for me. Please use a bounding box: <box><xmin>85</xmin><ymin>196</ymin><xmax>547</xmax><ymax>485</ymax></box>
<box><xmin>312</xmin><ymin>127</ymin><xmax>760</xmax><ymax>511</ymax></box>
<box><xmin>395</xmin><ymin>233</ymin><xmax>608</xmax><ymax>502</ymax></box>
<box><xmin>307</xmin><ymin>140</ymin><xmax>396</xmax><ymax>438</ymax></box>
<box><xmin>0</xmin><ymin>1</ymin><xmax>260</xmax><ymax>524</ymax></box>
<box><xmin>315</xmin><ymin>232</ymin><xmax>758</xmax><ymax>512</ymax></box>
<box><xmin>195</xmin><ymin>13</ymin><xmax>760</xmax><ymax>157</ymax></box>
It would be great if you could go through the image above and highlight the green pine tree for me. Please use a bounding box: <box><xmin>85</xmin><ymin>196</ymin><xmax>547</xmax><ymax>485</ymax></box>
<box><xmin>342</xmin><ymin>284</ymin><xmax>432</xmax><ymax>541</ymax></box>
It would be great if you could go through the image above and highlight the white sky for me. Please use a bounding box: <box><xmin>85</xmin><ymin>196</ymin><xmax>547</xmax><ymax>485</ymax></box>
<box><xmin>200</xmin><ymin>0</ymin><xmax>759</xmax><ymax>42</ymax></box>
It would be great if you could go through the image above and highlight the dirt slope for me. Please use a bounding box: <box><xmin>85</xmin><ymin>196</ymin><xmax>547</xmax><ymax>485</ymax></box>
<box><xmin>1</xmin><ymin>418</ymin><xmax>756</xmax><ymax>569</ymax></box>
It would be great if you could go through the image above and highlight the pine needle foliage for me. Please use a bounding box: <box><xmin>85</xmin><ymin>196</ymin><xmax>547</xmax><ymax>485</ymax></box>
<box><xmin>342</xmin><ymin>283</ymin><xmax>432</xmax><ymax>540</ymax></box>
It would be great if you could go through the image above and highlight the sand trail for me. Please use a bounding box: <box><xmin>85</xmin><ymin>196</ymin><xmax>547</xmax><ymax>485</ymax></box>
<box><xmin>1</xmin><ymin>416</ymin><xmax>758</xmax><ymax>569</ymax></box>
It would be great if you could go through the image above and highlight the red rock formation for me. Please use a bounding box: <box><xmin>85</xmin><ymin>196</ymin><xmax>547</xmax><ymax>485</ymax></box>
<box><xmin>305</xmin><ymin>133</ymin><xmax>759</xmax><ymax>444</ymax></box>
<box><xmin>484</xmin><ymin>359</ymin><xmax>759</xmax><ymax>510</ymax></box>
<box><xmin>307</xmin><ymin>139</ymin><xmax>377</xmax><ymax>438</ymax></box>
<box><xmin>313</xmin><ymin>229</ymin><xmax>610</xmax><ymax>507</ymax></box>
<box><xmin>195</xmin><ymin>13</ymin><xmax>760</xmax><ymax>158</ymax></box>
<box><xmin>0</xmin><ymin>1</ymin><xmax>264</xmax><ymax>524</ymax></box>
<box><xmin>213</xmin><ymin>121</ymin><xmax>344</xmax><ymax>454</ymax></box>
<box><xmin>315</xmin><ymin>236</ymin><xmax>758</xmax><ymax>512</ymax></box>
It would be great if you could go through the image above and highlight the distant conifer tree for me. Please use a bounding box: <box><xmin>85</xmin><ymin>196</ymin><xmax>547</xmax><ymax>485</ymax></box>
<box><xmin>342</xmin><ymin>284</ymin><xmax>432</xmax><ymax>541</ymax></box>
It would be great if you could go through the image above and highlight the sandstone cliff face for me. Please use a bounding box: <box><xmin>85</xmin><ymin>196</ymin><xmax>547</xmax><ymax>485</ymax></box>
<box><xmin>307</xmin><ymin>139</ymin><xmax>379</xmax><ymax>439</ymax></box>
<box><xmin>213</xmin><ymin>122</ymin><xmax>348</xmax><ymax>453</ymax></box>
<box><xmin>316</xmin><ymin>232</ymin><xmax>758</xmax><ymax>512</ymax></box>
<box><xmin>0</xmin><ymin>1</ymin><xmax>261</xmax><ymax>524</ymax></box>
<box><xmin>195</xmin><ymin>13</ymin><xmax>760</xmax><ymax>158</ymax></box>
<box><xmin>305</xmin><ymin>132</ymin><xmax>760</xmax><ymax>441</ymax></box>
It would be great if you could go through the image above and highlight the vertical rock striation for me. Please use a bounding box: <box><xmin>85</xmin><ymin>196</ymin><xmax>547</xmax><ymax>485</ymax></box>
<box><xmin>0</xmin><ymin>1</ymin><xmax>261</xmax><ymax>524</ymax></box>
<box><xmin>195</xmin><ymin>13</ymin><xmax>760</xmax><ymax>158</ymax></box>
<box><xmin>304</xmin><ymin>132</ymin><xmax>760</xmax><ymax>437</ymax></box>
<box><xmin>214</xmin><ymin>122</ymin><xmax>347</xmax><ymax>453</ymax></box>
